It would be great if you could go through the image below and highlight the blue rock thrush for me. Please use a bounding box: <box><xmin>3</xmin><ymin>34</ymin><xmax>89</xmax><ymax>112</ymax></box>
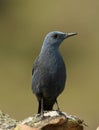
<box><xmin>32</xmin><ymin>31</ymin><xmax>77</xmax><ymax>114</ymax></box>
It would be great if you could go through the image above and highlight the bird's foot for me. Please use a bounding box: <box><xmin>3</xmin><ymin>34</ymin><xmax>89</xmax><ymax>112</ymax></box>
<box><xmin>56</xmin><ymin>110</ymin><xmax>67</xmax><ymax>118</ymax></box>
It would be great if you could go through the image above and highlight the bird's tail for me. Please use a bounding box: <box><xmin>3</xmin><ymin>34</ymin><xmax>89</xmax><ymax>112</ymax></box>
<box><xmin>38</xmin><ymin>98</ymin><xmax>55</xmax><ymax>114</ymax></box>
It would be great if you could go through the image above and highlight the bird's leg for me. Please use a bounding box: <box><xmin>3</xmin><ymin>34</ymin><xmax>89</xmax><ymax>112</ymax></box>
<box><xmin>55</xmin><ymin>100</ymin><xmax>63</xmax><ymax>115</ymax></box>
<box><xmin>55</xmin><ymin>99</ymin><xmax>60</xmax><ymax>111</ymax></box>
<box><xmin>40</xmin><ymin>97</ymin><xmax>44</xmax><ymax>117</ymax></box>
<box><xmin>55</xmin><ymin>99</ymin><xmax>66</xmax><ymax>117</ymax></box>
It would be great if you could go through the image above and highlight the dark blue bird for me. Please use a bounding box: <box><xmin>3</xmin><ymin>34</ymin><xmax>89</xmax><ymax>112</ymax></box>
<box><xmin>32</xmin><ymin>31</ymin><xmax>77</xmax><ymax>114</ymax></box>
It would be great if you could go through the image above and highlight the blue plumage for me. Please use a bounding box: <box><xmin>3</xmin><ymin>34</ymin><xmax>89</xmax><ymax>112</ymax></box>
<box><xmin>32</xmin><ymin>31</ymin><xmax>77</xmax><ymax>114</ymax></box>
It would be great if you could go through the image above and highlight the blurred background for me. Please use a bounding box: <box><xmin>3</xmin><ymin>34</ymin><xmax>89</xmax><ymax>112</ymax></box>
<box><xmin>0</xmin><ymin>0</ymin><xmax>99</xmax><ymax>130</ymax></box>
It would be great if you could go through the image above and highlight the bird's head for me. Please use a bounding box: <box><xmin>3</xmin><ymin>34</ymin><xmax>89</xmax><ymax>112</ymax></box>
<box><xmin>43</xmin><ymin>31</ymin><xmax>77</xmax><ymax>48</ymax></box>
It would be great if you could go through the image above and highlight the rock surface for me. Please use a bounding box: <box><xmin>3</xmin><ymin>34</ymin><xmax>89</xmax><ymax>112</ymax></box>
<box><xmin>0</xmin><ymin>110</ymin><xmax>85</xmax><ymax>130</ymax></box>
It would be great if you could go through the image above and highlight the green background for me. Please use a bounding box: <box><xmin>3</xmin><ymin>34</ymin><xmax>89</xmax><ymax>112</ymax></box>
<box><xmin>0</xmin><ymin>1</ymin><xmax>99</xmax><ymax>130</ymax></box>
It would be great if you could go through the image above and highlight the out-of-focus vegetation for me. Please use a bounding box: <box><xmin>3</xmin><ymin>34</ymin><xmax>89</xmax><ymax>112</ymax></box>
<box><xmin>0</xmin><ymin>1</ymin><xmax>99</xmax><ymax>130</ymax></box>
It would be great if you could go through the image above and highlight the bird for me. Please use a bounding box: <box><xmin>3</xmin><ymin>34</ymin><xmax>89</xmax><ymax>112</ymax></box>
<box><xmin>32</xmin><ymin>31</ymin><xmax>77</xmax><ymax>114</ymax></box>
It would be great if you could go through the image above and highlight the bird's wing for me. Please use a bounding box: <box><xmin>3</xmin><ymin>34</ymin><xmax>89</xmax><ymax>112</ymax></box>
<box><xmin>32</xmin><ymin>56</ymin><xmax>39</xmax><ymax>75</ymax></box>
<box><xmin>32</xmin><ymin>56</ymin><xmax>42</xmax><ymax>94</ymax></box>
<box><xmin>32</xmin><ymin>55</ymin><xmax>51</xmax><ymax>94</ymax></box>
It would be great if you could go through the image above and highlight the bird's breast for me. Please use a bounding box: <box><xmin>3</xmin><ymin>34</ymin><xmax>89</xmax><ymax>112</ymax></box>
<box><xmin>40</xmin><ymin>51</ymin><xmax>66</xmax><ymax>83</ymax></box>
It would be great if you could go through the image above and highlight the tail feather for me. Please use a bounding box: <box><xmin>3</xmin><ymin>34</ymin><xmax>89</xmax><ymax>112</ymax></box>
<box><xmin>38</xmin><ymin>98</ymin><xmax>55</xmax><ymax>113</ymax></box>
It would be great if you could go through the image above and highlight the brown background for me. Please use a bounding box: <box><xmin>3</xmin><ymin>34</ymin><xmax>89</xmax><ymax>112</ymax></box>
<box><xmin>0</xmin><ymin>1</ymin><xmax>99</xmax><ymax>130</ymax></box>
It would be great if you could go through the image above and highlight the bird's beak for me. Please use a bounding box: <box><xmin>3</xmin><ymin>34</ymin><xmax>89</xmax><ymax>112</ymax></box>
<box><xmin>64</xmin><ymin>32</ymin><xmax>77</xmax><ymax>39</ymax></box>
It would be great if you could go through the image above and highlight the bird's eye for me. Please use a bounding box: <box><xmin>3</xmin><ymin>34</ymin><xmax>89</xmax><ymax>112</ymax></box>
<box><xmin>53</xmin><ymin>34</ymin><xmax>58</xmax><ymax>39</ymax></box>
